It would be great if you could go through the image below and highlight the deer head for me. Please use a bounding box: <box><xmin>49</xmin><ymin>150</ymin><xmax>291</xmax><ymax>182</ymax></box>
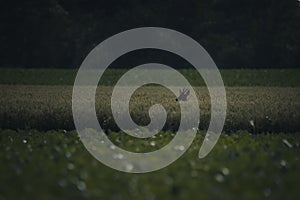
<box><xmin>176</xmin><ymin>88</ymin><xmax>190</xmax><ymax>101</ymax></box>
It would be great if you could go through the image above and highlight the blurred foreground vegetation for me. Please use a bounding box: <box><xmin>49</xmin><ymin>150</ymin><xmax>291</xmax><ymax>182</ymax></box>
<box><xmin>0</xmin><ymin>130</ymin><xmax>299</xmax><ymax>200</ymax></box>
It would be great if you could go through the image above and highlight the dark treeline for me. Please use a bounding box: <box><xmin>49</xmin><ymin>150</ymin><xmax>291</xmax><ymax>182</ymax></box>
<box><xmin>0</xmin><ymin>0</ymin><xmax>299</xmax><ymax>69</ymax></box>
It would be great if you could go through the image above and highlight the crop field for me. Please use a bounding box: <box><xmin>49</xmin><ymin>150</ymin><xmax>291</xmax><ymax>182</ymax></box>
<box><xmin>0</xmin><ymin>68</ymin><xmax>300</xmax><ymax>87</ymax></box>
<box><xmin>0</xmin><ymin>85</ymin><xmax>299</xmax><ymax>132</ymax></box>
<box><xmin>0</xmin><ymin>69</ymin><xmax>300</xmax><ymax>200</ymax></box>
<box><xmin>0</xmin><ymin>130</ymin><xmax>299</xmax><ymax>200</ymax></box>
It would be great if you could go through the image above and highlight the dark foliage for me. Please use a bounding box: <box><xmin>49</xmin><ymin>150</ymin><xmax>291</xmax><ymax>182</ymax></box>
<box><xmin>0</xmin><ymin>0</ymin><xmax>299</xmax><ymax>68</ymax></box>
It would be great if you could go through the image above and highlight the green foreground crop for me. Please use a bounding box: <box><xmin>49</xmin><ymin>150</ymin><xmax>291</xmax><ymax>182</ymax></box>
<box><xmin>0</xmin><ymin>130</ymin><xmax>299</xmax><ymax>200</ymax></box>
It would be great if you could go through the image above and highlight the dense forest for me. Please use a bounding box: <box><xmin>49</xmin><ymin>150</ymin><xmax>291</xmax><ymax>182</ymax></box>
<box><xmin>0</xmin><ymin>0</ymin><xmax>299</xmax><ymax>69</ymax></box>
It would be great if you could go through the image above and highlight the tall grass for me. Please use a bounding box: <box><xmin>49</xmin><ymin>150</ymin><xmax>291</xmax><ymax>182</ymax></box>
<box><xmin>0</xmin><ymin>85</ymin><xmax>299</xmax><ymax>132</ymax></box>
<box><xmin>0</xmin><ymin>68</ymin><xmax>299</xmax><ymax>87</ymax></box>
